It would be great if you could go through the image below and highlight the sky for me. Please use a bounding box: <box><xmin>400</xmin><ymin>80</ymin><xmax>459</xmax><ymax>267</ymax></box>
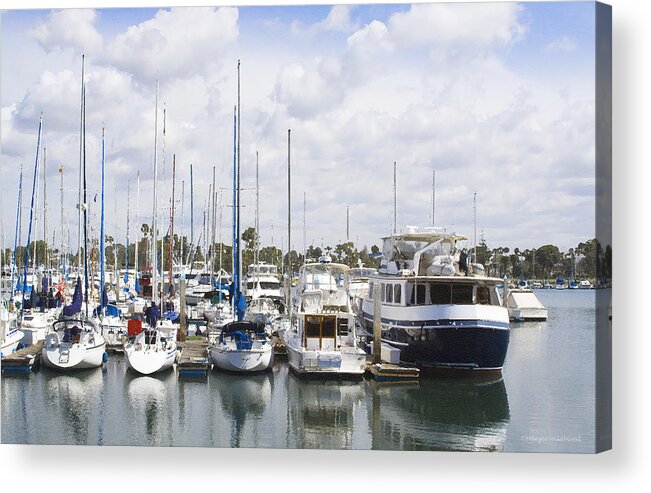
<box><xmin>0</xmin><ymin>1</ymin><xmax>598</xmax><ymax>256</ymax></box>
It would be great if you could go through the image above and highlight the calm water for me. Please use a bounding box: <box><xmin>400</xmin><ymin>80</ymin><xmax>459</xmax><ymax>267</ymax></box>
<box><xmin>1</xmin><ymin>290</ymin><xmax>600</xmax><ymax>452</ymax></box>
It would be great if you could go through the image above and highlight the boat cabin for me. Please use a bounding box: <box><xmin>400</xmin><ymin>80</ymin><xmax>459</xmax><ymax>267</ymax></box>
<box><xmin>369</xmin><ymin>278</ymin><xmax>502</xmax><ymax>307</ymax></box>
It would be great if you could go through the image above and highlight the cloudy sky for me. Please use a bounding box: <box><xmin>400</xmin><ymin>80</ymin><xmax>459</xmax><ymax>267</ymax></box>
<box><xmin>0</xmin><ymin>1</ymin><xmax>597</xmax><ymax>256</ymax></box>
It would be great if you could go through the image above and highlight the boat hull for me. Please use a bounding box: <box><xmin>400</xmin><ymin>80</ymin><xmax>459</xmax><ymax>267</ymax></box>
<box><xmin>1</xmin><ymin>329</ymin><xmax>24</xmax><ymax>358</ymax></box>
<box><xmin>125</xmin><ymin>346</ymin><xmax>177</xmax><ymax>375</ymax></box>
<box><xmin>42</xmin><ymin>341</ymin><xmax>107</xmax><ymax>370</ymax></box>
<box><xmin>285</xmin><ymin>344</ymin><xmax>367</xmax><ymax>377</ymax></box>
<box><xmin>210</xmin><ymin>344</ymin><xmax>274</xmax><ymax>372</ymax></box>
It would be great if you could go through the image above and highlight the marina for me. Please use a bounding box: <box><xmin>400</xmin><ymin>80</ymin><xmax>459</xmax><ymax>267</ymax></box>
<box><xmin>1</xmin><ymin>287</ymin><xmax>601</xmax><ymax>452</ymax></box>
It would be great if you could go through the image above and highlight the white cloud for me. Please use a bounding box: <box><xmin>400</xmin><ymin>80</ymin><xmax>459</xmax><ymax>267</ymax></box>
<box><xmin>29</xmin><ymin>9</ymin><xmax>103</xmax><ymax>54</ymax></box>
<box><xmin>546</xmin><ymin>36</ymin><xmax>578</xmax><ymax>52</ymax></box>
<box><xmin>317</xmin><ymin>5</ymin><xmax>357</xmax><ymax>33</ymax></box>
<box><xmin>106</xmin><ymin>7</ymin><xmax>239</xmax><ymax>84</ymax></box>
<box><xmin>388</xmin><ymin>3</ymin><xmax>525</xmax><ymax>48</ymax></box>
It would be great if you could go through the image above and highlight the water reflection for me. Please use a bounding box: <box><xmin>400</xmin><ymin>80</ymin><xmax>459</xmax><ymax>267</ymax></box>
<box><xmin>286</xmin><ymin>372</ymin><xmax>368</xmax><ymax>449</ymax></box>
<box><xmin>214</xmin><ymin>372</ymin><xmax>273</xmax><ymax>448</ymax></box>
<box><xmin>125</xmin><ymin>371</ymin><xmax>175</xmax><ymax>446</ymax></box>
<box><xmin>44</xmin><ymin>367</ymin><xmax>103</xmax><ymax>445</ymax></box>
<box><xmin>369</xmin><ymin>376</ymin><xmax>510</xmax><ymax>451</ymax></box>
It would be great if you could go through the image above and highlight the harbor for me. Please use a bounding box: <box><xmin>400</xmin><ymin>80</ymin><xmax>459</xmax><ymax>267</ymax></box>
<box><xmin>1</xmin><ymin>287</ymin><xmax>600</xmax><ymax>452</ymax></box>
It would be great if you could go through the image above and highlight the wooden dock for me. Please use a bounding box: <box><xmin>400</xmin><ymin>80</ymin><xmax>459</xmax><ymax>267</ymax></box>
<box><xmin>177</xmin><ymin>338</ymin><xmax>210</xmax><ymax>377</ymax></box>
<box><xmin>1</xmin><ymin>340</ymin><xmax>44</xmax><ymax>374</ymax></box>
<box><xmin>367</xmin><ymin>362</ymin><xmax>420</xmax><ymax>382</ymax></box>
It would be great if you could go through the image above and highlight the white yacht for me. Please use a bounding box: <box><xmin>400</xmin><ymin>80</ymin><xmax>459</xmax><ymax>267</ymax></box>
<box><xmin>243</xmin><ymin>262</ymin><xmax>282</xmax><ymax>301</ymax></box>
<box><xmin>124</xmin><ymin>325</ymin><xmax>177</xmax><ymax>375</ymax></box>
<box><xmin>1</xmin><ymin>300</ymin><xmax>24</xmax><ymax>358</ymax></box>
<box><xmin>281</xmin><ymin>259</ymin><xmax>367</xmax><ymax>376</ymax></box>
<box><xmin>359</xmin><ymin>227</ymin><xmax>510</xmax><ymax>372</ymax></box>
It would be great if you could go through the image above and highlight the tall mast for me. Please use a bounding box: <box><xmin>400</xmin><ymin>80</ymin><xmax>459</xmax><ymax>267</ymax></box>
<box><xmin>42</xmin><ymin>146</ymin><xmax>48</xmax><ymax>273</ymax></box>
<box><xmin>210</xmin><ymin>165</ymin><xmax>216</xmax><ymax>288</ymax></box>
<box><xmin>77</xmin><ymin>55</ymin><xmax>84</xmax><ymax>277</ymax></box>
<box><xmin>151</xmin><ymin>80</ymin><xmax>159</xmax><ymax>307</ymax></box>
<box><xmin>302</xmin><ymin>192</ymin><xmax>306</xmax><ymax>262</ymax></box>
<box><xmin>231</xmin><ymin>105</ymin><xmax>238</xmax><ymax>320</ymax></box>
<box><xmin>393</xmin><ymin>161</ymin><xmax>397</xmax><ymax>235</ymax></box>
<box><xmin>160</xmin><ymin>103</ymin><xmax>166</xmax><ymax>299</ymax></box>
<box><xmin>255</xmin><ymin>151</ymin><xmax>260</xmax><ymax>284</ymax></box>
<box><xmin>82</xmin><ymin>75</ymin><xmax>89</xmax><ymax>315</ymax></box>
<box><xmin>432</xmin><ymin>170</ymin><xmax>436</xmax><ymax>227</ymax></box>
<box><xmin>190</xmin><ymin>163</ymin><xmax>194</xmax><ymax>268</ymax></box>
<box><xmin>99</xmin><ymin>126</ymin><xmax>106</xmax><ymax>318</ymax></box>
<box><xmin>181</xmin><ymin>179</ymin><xmax>185</xmax><ymax>268</ymax></box>
<box><xmin>11</xmin><ymin>166</ymin><xmax>23</xmax><ymax>300</ymax></box>
<box><xmin>473</xmin><ymin>191</ymin><xmax>477</xmax><ymax>264</ymax></box>
<box><xmin>135</xmin><ymin>171</ymin><xmax>140</xmax><ymax>292</ymax></box>
<box><xmin>59</xmin><ymin>165</ymin><xmax>64</xmax><ymax>277</ymax></box>
<box><xmin>346</xmin><ymin>204</ymin><xmax>349</xmax><ymax>242</ymax></box>
<box><xmin>168</xmin><ymin>154</ymin><xmax>176</xmax><ymax>291</ymax></box>
<box><xmin>126</xmin><ymin>179</ymin><xmax>130</xmax><ymax>284</ymax></box>
<box><xmin>236</xmin><ymin>59</ymin><xmax>242</xmax><ymax>298</ymax></box>
<box><xmin>287</xmin><ymin>128</ymin><xmax>291</xmax><ymax>320</ymax></box>
<box><xmin>21</xmin><ymin>113</ymin><xmax>43</xmax><ymax>319</ymax></box>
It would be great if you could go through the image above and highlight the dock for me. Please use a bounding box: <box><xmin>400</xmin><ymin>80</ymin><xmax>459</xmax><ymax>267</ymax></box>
<box><xmin>367</xmin><ymin>362</ymin><xmax>420</xmax><ymax>382</ymax></box>
<box><xmin>1</xmin><ymin>340</ymin><xmax>44</xmax><ymax>374</ymax></box>
<box><xmin>177</xmin><ymin>338</ymin><xmax>210</xmax><ymax>377</ymax></box>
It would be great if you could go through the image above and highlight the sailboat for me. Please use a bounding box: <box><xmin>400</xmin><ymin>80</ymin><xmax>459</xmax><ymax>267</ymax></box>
<box><xmin>209</xmin><ymin>61</ymin><xmax>274</xmax><ymax>373</ymax></box>
<box><xmin>42</xmin><ymin>74</ymin><xmax>107</xmax><ymax>370</ymax></box>
<box><xmin>123</xmin><ymin>80</ymin><xmax>178</xmax><ymax>375</ymax></box>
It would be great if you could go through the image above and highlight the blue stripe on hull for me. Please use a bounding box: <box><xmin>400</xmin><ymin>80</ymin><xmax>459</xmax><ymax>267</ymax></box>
<box><xmin>363</xmin><ymin>319</ymin><xmax>510</xmax><ymax>370</ymax></box>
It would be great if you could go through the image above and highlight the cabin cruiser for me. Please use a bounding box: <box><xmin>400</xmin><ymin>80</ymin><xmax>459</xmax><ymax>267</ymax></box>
<box><xmin>281</xmin><ymin>258</ymin><xmax>367</xmax><ymax>376</ymax></box>
<box><xmin>503</xmin><ymin>285</ymin><xmax>548</xmax><ymax>322</ymax></box>
<box><xmin>243</xmin><ymin>262</ymin><xmax>282</xmax><ymax>301</ymax></box>
<box><xmin>359</xmin><ymin>227</ymin><xmax>510</xmax><ymax>372</ymax></box>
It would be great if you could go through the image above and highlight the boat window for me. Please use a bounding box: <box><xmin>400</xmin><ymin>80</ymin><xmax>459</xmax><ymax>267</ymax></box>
<box><xmin>322</xmin><ymin>316</ymin><xmax>336</xmax><ymax>338</ymax></box>
<box><xmin>394</xmin><ymin>284</ymin><xmax>401</xmax><ymax>304</ymax></box>
<box><xmin>247</xmin><ymin>281</ymin><xmax>255</xmax><ymax>289</ymax></box>
<box><xmin>381</xmin><ymin>284</ymin><xmax>385</xmax><ymax>302</ymax></box>
<box><xmin>368</xmin><ymin>282</ymin><xmax>373</xmax><ymax>298</ymax></box>
<box><xmin>430</xmin><ymin>283</ymin><xmax>451</xmax><ymax>304</ymax></box>
<box><xmin>305</xmin><ymin>317</ymin><xmax>321</xmax><ymax>338</ymax></box>
<box><xmin>476</xmin><ymin>286</ymin><xmax>490</xmax><ymax>305</ymax></box>
<box><xmin>451</xmin><ymin>284</ymin><xmax>474</xmax><ymax>304</ymax></box>
<box><xmin>416</xmin><ymin>284</ymin><xmax>427</xmax><ymax>305</ymax></box>
<box><xmin>386</xmin><ymin>283</ymin><xmax>393</xmax><ymax>303</ymax></box>
<box><xmin>260</xmin><ymin>282</ymin><xmax>279</xmax><ymax>290</ymax></box>
<box><xmin>407</xmin><ymin>283</ymin><xmax>415</xmax><ymax>306</ymax></box>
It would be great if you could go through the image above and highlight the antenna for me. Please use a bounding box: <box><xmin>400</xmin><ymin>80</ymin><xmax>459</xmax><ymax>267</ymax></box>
<box><xmin>432</xmin><ymin>169</ymin><xmax>435</xmax><ymax>227</ymax></box>
<box><xmin>393</xmin><ymin>161</ymin><xmax>397</xmax><ymax>234</ymax></box>
<box><xmin>473</xmin><ymin>191</ymin><xmax>477</xmax><ymax>264</ymax></box>
<box><xmin>346</xmin><ymin>205</ymin><xmax>350</xmax><ymax>242</ymax></box>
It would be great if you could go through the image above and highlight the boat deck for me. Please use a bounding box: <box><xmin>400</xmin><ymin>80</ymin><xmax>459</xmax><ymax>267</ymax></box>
<box><xmin>1</xmin><ymin>340</ymin><xmax>44</xmax><ymax>374</ymax></box>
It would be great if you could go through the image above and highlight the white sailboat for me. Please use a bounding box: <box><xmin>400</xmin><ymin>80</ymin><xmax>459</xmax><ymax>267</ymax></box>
<box><xmin>123</xmin><ymin>81</ymin><xmax>178</xmax><ymax>375</ymax></box>
<box><xmin>209</xmin><ymin>61</ymin><xmax>273</xmax><ymax>373</ymax></box>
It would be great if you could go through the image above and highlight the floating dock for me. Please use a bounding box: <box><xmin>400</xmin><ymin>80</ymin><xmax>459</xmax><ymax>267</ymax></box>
<box><xmin>177</xmin><ymin>338</ymin><xmax>210</xmax><ymax>377</ymax></box>
<box><xmin>367</xmin><ymin>362</ymin><xmax>420</xmax><ymax>382</ymax></box>
<box><xmin>1</xmin><ymin>340</ymin><xmax>44</xmax><ymax>374</ymax></box>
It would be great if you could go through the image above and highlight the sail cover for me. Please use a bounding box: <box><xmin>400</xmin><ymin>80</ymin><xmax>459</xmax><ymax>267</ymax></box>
<box><xmin>62</xmin><ymin>278</ymin><xmax>82</xmax><ymax>316</ymax></box>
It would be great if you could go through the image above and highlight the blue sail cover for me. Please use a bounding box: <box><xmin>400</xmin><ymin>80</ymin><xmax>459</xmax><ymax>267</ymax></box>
<box><xmin>236</xmin><ymin>290</ymin><xmax>247</xmax><ymax>321</ymax></box>
<box><xmin>145</xmin><ymin>303</ymin><xmax>160</xmax><ymax>328</ymax></box>
<box><xmin>62</xmin><ymin>278</ymin><xmax>82</xmax><ymax>316</ymax></box>
<box><xmin>135</xmin><ymin>278</ymin><xmax>140</xmax><ymax>294</ymax></box>
<box><xmin>42</xmin><ymin>275</ymin><xmax>49</xmax><ymax>293</ymax></box>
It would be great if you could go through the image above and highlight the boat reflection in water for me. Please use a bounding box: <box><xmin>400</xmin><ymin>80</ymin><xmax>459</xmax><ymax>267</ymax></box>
<box><xmin>285</xmin><ymin>370</ymin><xmax>369</xmax><ymax>449</ymax></box>
<box><xmin>44</xmin><ymin>367</ymin><xmax>104</xmax><ymax>445</ymax></box>
<box><xmin>124</xmin><ymin>371</ymin><xmax>176</xmax><ymax>446</ymax></box>
<box><xmin>369</xmin><ymin>375</ymin><xmax>510</xmax><ymax>451</ymax></box>
<box><xmin>213</xmin><ymin>371</ymin><xmax>273</xmax><ymax>448</ymax></box>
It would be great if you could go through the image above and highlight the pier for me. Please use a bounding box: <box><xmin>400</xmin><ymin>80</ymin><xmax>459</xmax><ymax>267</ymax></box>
<box><xmin>1</xmin><ymin>340</ymin><xmax>43</xmax><ymax>374</ymax></box>
<box><xmin>177</xmin><ymin>338</ymin><xmax>210</xmax><ymax>377</ymax></box>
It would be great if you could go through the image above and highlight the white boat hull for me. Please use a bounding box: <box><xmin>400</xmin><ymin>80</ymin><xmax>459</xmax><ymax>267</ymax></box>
<box><xmin>42</xmin><ymin>339</ymin><xmax>106</xmax><ymax>370</ymax></box>
<box><xmin>1</xmin><ymin>329</ymin><xmax>24</xmax><ymax>357</ymax></box>
<box><xmin>210</xmin><ymin>343</ymin><xmax>274</xmax><ymax>372</ymax></box>
<box><xmin>285</xmin><ymin>343</ymin><xmax>366</xmax><ymax>376</ymax></box>
<box><xmin>124</xmin><ymin>345</ymin><xmax>177</xmax><ymax>375</ymax></box>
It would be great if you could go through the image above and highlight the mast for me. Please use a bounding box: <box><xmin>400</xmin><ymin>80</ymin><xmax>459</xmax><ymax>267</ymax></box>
<box><xmin>302</xmin><ymin>192</ymin><xmax>306</xmax><ymax>262</ymax></box>
<box><xmin>473</xmin><ymin>191</ymin><xmax>477</xmax><ymax>264</ymax></box>
<box><xmin>231</xmin><ymin>105</ymin><xmax>238</xmax><ymax>320</ymax></box>
<box><xmin>99</xmin><ymin>126</ymin><xmax>106</xmax><ymax>318</ymax></box>
<box><xmin>11</xmin><ymin>166</ymin><xmax>23</xmax><ymax>300</ymax></box>
<box><xmin>126</xmin><ymin>180</ymin><xmax>130</xmax><ymax>284</ymax></box>
<box><xmin>181</xmin><ymin>179</ymin><xmax>185</xmax><ymax>268</ymax></box>
<box><xmin>59</xmin><ymin>165</ymin><xmax>64</xmax><ymax>277</ymax></box>
<box><xmin>255</xmin><ymin>152</ymin><xmax>260</xmax><ymax>287</ymax></box>
<box><xmin>42</xmin><ymin>146</ymin><xmax>47</xmax><ymax>274</ymax></box>
<box><xmin>346</xmin><ymin>204</ymin><xmax>349</xmax><ymax>242</ymax></box>
<box><xmin>160</xmin><ymin>103</ymin><xmax>166</xmax><ymax>299</ymax></box>
<box><xmin>151</xmin><ymin>80</ymin><xmax>160</xmax><ymax>307</ymax></box>
<box><xmin>21</xmin><ymin>113</ymin><xmax>43</xmax><ymax>319</ymax></box>
<box><xmin>393</xmin><ymin>161</ymin><xmax>397</xmax><ymax>235</ymax></box>
<box><xmin>236</xmin><ymin>59</ymin><xmax>242</xmax><ymax>299</ymax></box>
<box><xmin>210</xmin><ymin>166</ymin><xmax>216</xmax><ymax>287</ymax></box>
<box><xmin>190</xmin><ymin>163</ymin><xmax>194</xmax><ymax>269</ymax></box>
<box><xmin>432</xmin><ymin>169</ymin><xmax>436</xmax><ymax>227</ymax></box>
<box><xmin>82</xmin><ymin>70</ymin><xmax>89</xmax><ymax>315</ymax></box>
<box><xmin>286</xmin><ymin>128</ymin><xmax>291</xmax><ymax>320</ymax></box>
<box><xmin>77</xmin><ymin>55</ymin><xmax>84</xmax><ymax>277</ymax></box>
<box><xmin>168</xmin><ymin>154</ymin><xmax>176</xmax><ymax>292</ymax></box>
<box><xmin>135</xmin><ymin>171</ymin><xmax>140</xmax><ymax>293</ymax></box>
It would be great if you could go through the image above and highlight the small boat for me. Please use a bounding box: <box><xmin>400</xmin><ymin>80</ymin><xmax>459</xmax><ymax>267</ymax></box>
<box><xmin>209</xmin><ymin>320</ymin><xmax>274</xmax><ymax>373</ymax></box>
<box><xmin>19</xmin><ymin>310</ymin><xmax>56</xmax><ymax>345</ymax></box>
<box><xmin>41</xmin><ymin>317</ymin><xmax>107</xmax><ymax>370</ymax></box>
<box><xmin>244</xmin><ymin>296</ymin><xmax>283</xmax><ymax>328</ymax></box>
<box><xmin>579</xmin><ymin>279</ymin><xmax>593</xmax><ymax>289</ymax></box>
<box><xmin>504</xmin><ymin>287</ymin><xmax>548</xmax><ymax>322</ymax></box>
<box><xmin>1</xmin><ymin>300</ymin><xmax>24</xmax><ymax>358</ymax></box>
<box><xmin>243</xmin><ymin>262</ymin><xmax>283</xmax><ymax>302</ymax></box>
<box><xmin>124</xmin><ymin>326</ymin><xmax>177</xmax><ymax>375</ymax></box>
